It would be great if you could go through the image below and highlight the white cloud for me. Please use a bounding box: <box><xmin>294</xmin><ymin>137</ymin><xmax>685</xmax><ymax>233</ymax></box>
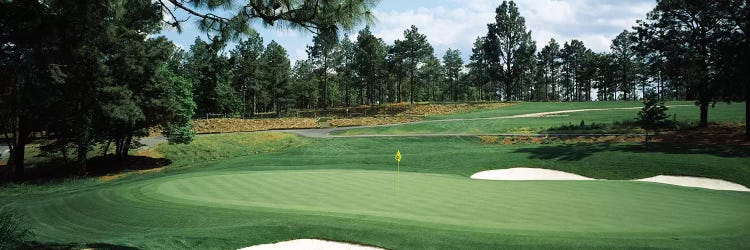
<box><xmin>367</xmin><ymin>0</ymin><xmax>655</xmax><ymax>60</ymax></box>
<box><xmin>162</xmin><ymin>0</ymin><xmax>656</xmax><ymax>63</ymax></box>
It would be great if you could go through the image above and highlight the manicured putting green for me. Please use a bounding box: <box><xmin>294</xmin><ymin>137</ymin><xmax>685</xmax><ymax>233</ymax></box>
<box><xmin>147</xmin><ymin>170</ymin><xmax>750</xmax><ymax>234</ymax></box>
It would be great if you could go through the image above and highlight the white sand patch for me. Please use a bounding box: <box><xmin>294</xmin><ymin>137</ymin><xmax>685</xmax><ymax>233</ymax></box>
<box><xmin>471</xmin><ymin>168</ymin><xmax>750</xmax><ymax>192</ymax></box>
<box><xmin>636</xmin><ymin>175</ymin><xmax>750</xmax><ymax>192</ymax></box>
<box><xmin>471</xmin><ymin>168</ymin><xmax>594</xmax><ymax>180</ymax></box>
<box><xmin>239</xmin><ymin>239</ymin><xmax>383</xmax><ymax>250</ymax></box>
<box><xmin>504</xmin><ymin>105</ymin><xmax>692</xmax><ymax>119</ymax></box>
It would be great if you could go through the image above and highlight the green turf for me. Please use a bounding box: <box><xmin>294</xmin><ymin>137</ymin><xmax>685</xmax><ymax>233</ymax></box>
<box><xmin>336</xmin><ymin>102</ymin><xmax>745</xmax><ymax>135</ymax></box>
<box><xmin>428</xmin><ymin>101</ymin><xmax>651</xmax><ymax>120</ymax></box>
<box><xmin>152</xmin><ymin>169</ymin><xmax>750</xmax><ymax>234</ymax></box>
<box><xmin>4</xmin><ymin>133</ymin><xmax>750</xmax><ymax>249</ymax></box>
<box><xmin>152</xmin><ymin>132</ymin><xmax>309</xmax><ymax>168</ymax></box>
<box><xmin>3</xmin><ymin>101</ymin><xmax>750</xmax><ymax>249</ymax></box>
<box><xmin>18</xmin><ymin>169</ymin><xmax>748</xmax><ymax>249</ymax></box>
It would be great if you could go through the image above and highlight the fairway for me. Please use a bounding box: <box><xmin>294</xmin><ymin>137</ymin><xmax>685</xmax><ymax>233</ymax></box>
<box><xmin>336</xmin><ymin>102</ymin><xmax>745</xmax><ymax>135</ymax></box>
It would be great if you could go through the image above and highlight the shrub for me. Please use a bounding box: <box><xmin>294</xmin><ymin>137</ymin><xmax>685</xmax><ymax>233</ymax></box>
<box><xmin>0</xmin><ymin>207</ymin><xmax>32</xmax><ymax>249</ymax></box>
<box><xmin>636</xmin><ymin>96</ymin><xmax>671</xmax><ymax>141</ymax></box>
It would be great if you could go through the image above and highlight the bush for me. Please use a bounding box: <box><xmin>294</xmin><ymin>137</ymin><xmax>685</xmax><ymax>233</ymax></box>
<box><xmin>636</xmin><ymin>96</ymin><xmax>672</xmax><ymax>141</ymax></box>
<box><xmin>636</xmin><ymin>97</ymin><xmax>671</xmax><ymax>131</ymax></box>
<box><xmin>0</xmin><ymin>207</ymin><xmax>32</xmax><ymax>249</ymax></box>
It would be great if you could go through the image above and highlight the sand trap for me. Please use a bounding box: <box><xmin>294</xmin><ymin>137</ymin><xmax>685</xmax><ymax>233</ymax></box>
<box><xmin>471</xmin><ymin>168</ymin><xmax>750</xmax><ymax>192</ymax></box>
<box><xmin>637</xmin><ymin>175</ymin><xmax>750</xmax><ymax>192</ymax></box>
<box><xmin>239</xmin><ymin>239</ymin><xmax>383</xmax><ymax>250</ymax></box>
<box><xmin>471</xmin><ymin>168</ymin><xmax>594</xmax><ymax>180</ymax></box>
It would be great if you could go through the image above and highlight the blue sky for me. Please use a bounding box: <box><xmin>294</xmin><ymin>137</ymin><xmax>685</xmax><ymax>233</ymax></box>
<box><xmin>160</xmin><ymin>0</ymin><xmax>656</xmax><ymax>63</ymax></box>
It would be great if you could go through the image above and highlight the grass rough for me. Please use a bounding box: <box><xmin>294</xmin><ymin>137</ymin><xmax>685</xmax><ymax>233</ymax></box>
<box><xmin>0</xmin><ymin>207</ymin><xmax>32</xmax><ymax>250</ymax></box>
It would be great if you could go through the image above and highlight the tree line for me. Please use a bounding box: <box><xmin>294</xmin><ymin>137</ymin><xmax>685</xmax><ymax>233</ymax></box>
<box><xmin>1</xmin><ymin>0</ymin><xmax>748</xmax><ymax>178</ymax></box>
<box><xmin>1</xmin><ymin>0</ymin><xmax>195</xmax><ymax>177</ymax></box>
<box><xmin>0</xmin><ymin>0</ymin><xmax>377</xmax><ymax>178</ymax></box>
<box><xmin>185</xmin><ymin>0</ymin><xmax>747</xmax><ymax>133</ymax></box>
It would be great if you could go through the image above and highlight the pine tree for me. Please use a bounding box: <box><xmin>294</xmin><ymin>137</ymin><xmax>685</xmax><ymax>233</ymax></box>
<box><xmin>230</xmin><ymin>32</ymin><xmax>265</xmax><ymax>116</ymax></box>
<box><xmin>307</xmin><ymin>29</ymin><xmax>339</xmax><ymax>110</ymax></box>
<box><xmin>636</xmin><ymin>95</ymin><xmax>670</xmax><ymax>141</ymax></box>
<box><xmin>443</xmin><ymin>49</ymin><xmax>464</xmax><ymax>102</ymax></box>
<box><xmin>393</xmin><ymin>25</ymin><xmax>434</xmax><ymax>104</ymax></box>
<box><xmin>259</xmin><ymin>41</ymin><xmax>291</xmax><ymax>117</ymax></box>
<box><xmin>484</xmin><ymin>0</ymin><xmax>536</xmax><ymax>101</ymax></box>
<box><xmin>468</xmin><ymin>37</ymin><xmax>490</xmax><ymax>101</ymax></box>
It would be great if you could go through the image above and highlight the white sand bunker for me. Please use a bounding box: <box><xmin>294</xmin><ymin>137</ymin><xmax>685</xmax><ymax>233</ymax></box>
<box><xmin>636</xmin><ymin>175</ymin><xmax>750</xmax><ymax>192</ymax></box>
<box><xmin>471</xmin><ymin>168</ymin><xmax>594</xmax><ymax>181</ymax></box>
<box><xmin>471</xmin><ymin>168</ymin><xmax>750</xmax><ymax>192</ymax></box>
<box><xmin>239</xmin><ymin>239</ymin><xmax>383</xmax><ymax>250</ymax></box>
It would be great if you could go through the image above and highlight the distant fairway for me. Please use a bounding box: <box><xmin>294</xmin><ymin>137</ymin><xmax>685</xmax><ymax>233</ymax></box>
<box><xmin>427</xmin><ymin>101</ymin><xmax>649</xmax><ymax>120</ymax></box>
<box><xmin>335</xmin><ymin>101</ymin><xmax>745</xmax><ymax>135</ymax></box>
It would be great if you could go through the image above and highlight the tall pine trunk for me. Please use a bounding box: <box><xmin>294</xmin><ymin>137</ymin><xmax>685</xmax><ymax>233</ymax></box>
<box><xmin>359</xmin><ymin>81</ymin><xmax>364</xmax><ymax>105</ymax></box>
<box><xmin>77</xmin><ymin>132</ymin><xmax>88</xmax><ymax>176</ymax></box>
<box><xmin>658</xmin><ymin>71</ymin><xmax>663</xmax><ymax>101</ymax></box>
<box><xmin>699</xmin><ymin>99</ymin><xmax>709</xmax><ymax>128</ymax></box>
<box><xmin>409</xmin><ymin>70</ymin><xmax>415</xmax><ymax>104</ymax></box>
<box><xmin>319</xmin><ymin>56</ymin><xmax>328</xmax><ymax>110</ymax></box>
<box><xmin>344</xmin><ymin>80</ymin><xmax>350</xmax><ymax>107</ymax></box>
<box><xmin>250</xmin><ymin>90</ymin><xmax>258</xmax><ymax>116</ymax></box>
<box><xmin>544</xmin><ymin>80</ymin><xmax>549</xmax><ymax>102</ymax></box>
<box><xmin>745</xmin><ymin>82</ymin><xmax>749</xmax><ymax>139</ymax></box>
<box><xmin>12</xmin><ymin>141</ymin><xmax>25</xmax><ymax>180</ymax></box>
<box><xmin>745</xmin><ymin>11</ymin><xmax>749</xmax><ymax>139</ymax></box>
<box><xmin>396</xmin><ymin>77</ymin><xmax>402</xmax><ymax>103</ymax></box>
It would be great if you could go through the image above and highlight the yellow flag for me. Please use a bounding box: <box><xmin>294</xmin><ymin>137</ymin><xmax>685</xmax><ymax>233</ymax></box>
<box><xmin>395</xmin><ymin>150</ymin><xmax>401</xmax><ymax>162</ymax></box>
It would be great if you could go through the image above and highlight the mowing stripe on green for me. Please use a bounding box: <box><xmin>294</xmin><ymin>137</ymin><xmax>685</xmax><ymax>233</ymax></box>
<box><xmin>144</xmin><ymin>170</ymin><xmax>750</xmax><ymax>234</ymax></box>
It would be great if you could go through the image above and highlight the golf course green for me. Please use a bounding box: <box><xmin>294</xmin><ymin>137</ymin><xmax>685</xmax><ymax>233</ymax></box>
<box><xmin>2</xmin><ymin>102</ymin><xmax>749</xmax><ymax>249</ymax></box>
<box><xmin>152</xmin><ymin>170</ymin><xmax>750</xmax><ymax>233</ymax></box>
<box><xmin>12</xmin><ymin>167</ymin><xmax>750</xmax><ymax>249</ymax></box>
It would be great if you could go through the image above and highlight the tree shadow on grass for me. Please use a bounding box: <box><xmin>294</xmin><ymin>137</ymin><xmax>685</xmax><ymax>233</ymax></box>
<box><xmin>0</xmin><ymin>155</ymin><xmax>172</xmax><ymax>185</ymax></box>
<box><xmin>24</xmin><ymin>242</ymin><xmax>141</xmax><ymax>250</ymax></box>
<box><xmin>513</xmin><ymin>143</ymin><xmax>750</xmax><ymax>161</ymax></box>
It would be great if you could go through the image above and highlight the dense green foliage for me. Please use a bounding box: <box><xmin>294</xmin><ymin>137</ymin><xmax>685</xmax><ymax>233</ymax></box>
<box><xmin>1</xmin><ymin>0</ymin><xmax>381</xmax><ymax>178</ymax></box>
<box><xmin>635</xmin><ymin>0</ymin><xmax>749</xmax><ymax>128</ymax></box>
<box><xmin>0</xmin><ymin>0</ymin><xmax>196</xmax><ymax>176</ymax></box>
<box><xmin>0</xmin><ymin>207</ymin><xmax>32</xmax><ymax>249</ymax></box>
<box><xmin>484</xmin><ymin>0</ymin><xmax>536</xmax><ymax>101</ymax></box>
<box><xmin>260</xmin><ymin>41</ymin><xmax>293</xmax><ymax>116</ymax></box>
<box><xmin>186</xmin><ymin>38</ymin><xmax>239</xmax><ymax>116</ymax></box>
<box><xmin>636</xmin><ymin>96</ymin><xmax>671</xmax><ymax>135</ymax></box>
<box><xmin>443</xmin><ymin>49</ymin><xmax>464</xmax><ymax>101</ymax></box>
<box><xmin>155</xmin><ymin>0</ymin><xmax>379</xmax><ymax>40</ymax></box>
<box><xmin>393</xmin><ymin>25</ymin><xmax>435</xmax><ymax>103</ymax></box>
<box><xmin>307</xmin><ymin>30</ymin><xmax>339</xmax><ymax>110</ymax></box>
<box><xmin>230</xmin><ymin>32</ymin><xmax>265</xmax><ymax>116</ymax></box>
<box><xmin>4</xmin><ymin>0</ymin><xmax>748</xmax><ymax>178</ymax></box>
<box><xmin>166</xmin><ymin>0</ymin><xmax>748</xmax><ymax>136</ymax></box>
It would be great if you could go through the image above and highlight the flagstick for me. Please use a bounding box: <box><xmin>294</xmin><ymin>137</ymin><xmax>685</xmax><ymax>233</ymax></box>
<box><xmin>397</xmin><ymin>161</ymin><xmax>400</xmax><ymax>193</ymax></box>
